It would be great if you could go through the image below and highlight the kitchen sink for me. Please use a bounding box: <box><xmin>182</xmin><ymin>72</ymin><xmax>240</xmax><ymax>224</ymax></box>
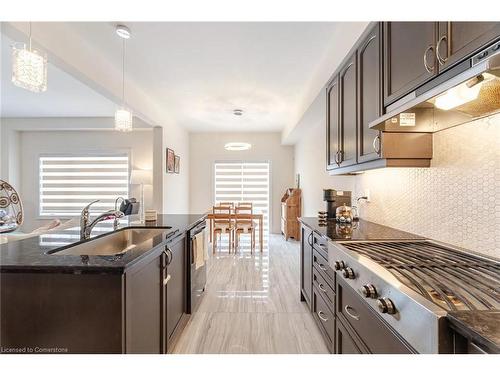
<box><xmin>48</xmin><ymin>228</ymin><xmax>169</xmax><ymax>256</ymax></box>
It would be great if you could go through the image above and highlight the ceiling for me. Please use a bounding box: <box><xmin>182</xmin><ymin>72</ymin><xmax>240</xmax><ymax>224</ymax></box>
<box><xmin>1</xmin><ymin>35</ymin><xmax>117</xmax><ymax>118</ymax></box>
<box><xmin>2</xmin><ymin>22</ymin><xmax>367</xmax><ymax>133</ymax></box>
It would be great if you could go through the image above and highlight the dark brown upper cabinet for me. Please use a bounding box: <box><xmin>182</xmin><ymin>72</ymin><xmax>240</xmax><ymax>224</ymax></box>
<box><xmin>436</xmin><ymin>22</ymin><xmax>500</xmax><ymax>73</ymax></box>
<box><xmin>357</xmin><ymin>23</ymin><xmax>383</xmax><ymax>164</ymax></box>
<box><xmin>326</xmin><ymin>76</ymin><xmax>340</xmax><ymax>170</ymax></box>
<box><xmin>383</xmin><ymin>22</ymin><xmax>438</xmax><ymax>106</ymax></box>
<box><xmin>339</xmin><ymin>53</ymin><xmax>357</xmax><ymax>168</ymax></box>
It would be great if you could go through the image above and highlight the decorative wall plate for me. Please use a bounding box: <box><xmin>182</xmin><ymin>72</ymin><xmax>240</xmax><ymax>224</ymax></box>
<box><xmin>0</xmin><ymin>180</ymin><xmax>24</xmax><ymax>233</ymax></box>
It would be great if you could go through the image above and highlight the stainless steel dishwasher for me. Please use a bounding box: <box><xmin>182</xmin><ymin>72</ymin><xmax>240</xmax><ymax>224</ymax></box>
<box><xmin>187</xmin><ymin>220</ymin><xmax>207</xmax><ymax>313</ymax></box>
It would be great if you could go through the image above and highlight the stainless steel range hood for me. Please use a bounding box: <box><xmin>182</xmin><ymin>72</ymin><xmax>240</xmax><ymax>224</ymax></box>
<box><xmin>370</xmin><ymin>41</ymin><xmax>500</xmax><ymax>132</ymax></box>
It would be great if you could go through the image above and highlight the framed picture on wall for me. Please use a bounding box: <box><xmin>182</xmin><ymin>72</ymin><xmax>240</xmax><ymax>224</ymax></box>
<box><xmin>174</xmin><ymin>155</ymin><xmax>180</xmax><ymax>174</ymax></box>
<box><xmin>166</xmin><ymin>148</ymin><xmax>175</xmax><ymax>173</ymax></box>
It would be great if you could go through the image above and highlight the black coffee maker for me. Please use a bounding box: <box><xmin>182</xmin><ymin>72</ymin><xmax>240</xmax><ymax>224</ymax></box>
<box><xmin>323</xmin><ymin>189</ymin><xmax>352</xmax><ymax>220</ymax></box>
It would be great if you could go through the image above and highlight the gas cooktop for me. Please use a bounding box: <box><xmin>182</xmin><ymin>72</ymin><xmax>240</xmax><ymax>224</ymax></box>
<box><xmin>340</xmin><ymin>241</ymin><xmax>500</xmax><ymax>312</ymax></box>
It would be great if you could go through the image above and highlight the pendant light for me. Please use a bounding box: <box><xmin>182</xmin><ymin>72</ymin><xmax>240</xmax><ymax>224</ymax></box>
<box><xmin>114</xmin><ymin>25</ymin><xmax>133</xmax><ymax>132</ymax></box>
<box><xmin>11</xmin><ymin>22</ymin><xmax>48</xmax><ymax>93</ymax></box>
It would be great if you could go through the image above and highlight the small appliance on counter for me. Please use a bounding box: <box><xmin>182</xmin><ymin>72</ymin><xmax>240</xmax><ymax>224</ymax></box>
<box><xmin>323</xmin><ymin>189</ymin><xmax>351</xmax><ymax>221</ymax></box>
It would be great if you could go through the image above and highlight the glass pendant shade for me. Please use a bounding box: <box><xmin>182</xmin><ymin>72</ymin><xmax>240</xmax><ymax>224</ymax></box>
<box><xmin>114</xmin><ymin>108</ymin><xmax>133</xmax><ymax>132</ymax></box>
<box><xmin>11</xmin><ymin>42</ymin><xmax>48</xmax><ymax>93</ymax></box>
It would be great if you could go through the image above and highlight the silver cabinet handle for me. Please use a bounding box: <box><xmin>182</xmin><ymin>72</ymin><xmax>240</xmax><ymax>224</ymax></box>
<box><xmin>372</xmin><ymin>134</ymin><xmax>381</xmax><ymax>154</ymax></box>
<box><xmin>317</xmin><ymin>310</ymin><xmax>329</xmax><ymax>322</ymax></box>
<box><xmin>163</xmin><ymin>274</ymin><xmax>171</xmax><ymax>286</ymax></box>
<box><xmin>333</xmin><ymin>150</ymin><xmax>340</xmax><ymax>165</ymax></box>
<box><xmin>344</xmin><ymin>304</ymin><xmax>360</xmax><ymax>321</ymax></box>
<box><xmin>436</xmin><ymin>35</ymin><xmax>448</xmax><ymax>65</ymax></box>
<box><xmin>164</xmin><ymin>247</ymin><xmax>173</xmax><ymax>265</ymax></box>
<box><xmin>318</xmin><ymin>263</ymin><xmax>328</xmax><ymax>271</ymax></box>
<box><xmin>318</xmin><ymin>243</ymin><xmax>327</xmax><ymax>251</ymax></box>
<box><xmin>318</xmin><ymin>283</ymin><xmax>328</xmax><ymax>293</ymax></box>
<box><xmin>423</xmin><ymin>45</ymin><xmax>435</xmax><ymax>73</ymax></box>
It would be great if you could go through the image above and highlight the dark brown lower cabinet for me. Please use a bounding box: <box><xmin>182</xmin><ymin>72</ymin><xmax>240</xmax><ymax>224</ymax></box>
<box><xmin>300</xmin><ymin>224</ymin><xmax>313</xmax><ymax>308</ymax></box>
<box><xmin>125</xmin><ymin>253</ymin><xmax>162</xmax><ymax>353</ymax></box>
<box><xmin>0</xmin><ymin>271</ymin><xmax>123</xmax><ymax>353</ymax></box>
<box><xmin>163</xmin><ymin>232</ymin><xmax>187</xmax><ymax>352</ymax></box>
<box><xmin>336</xmin><ymin>318</ymin><xmax>368</xmax><ymax>354</ymax></box>
<box><xmin>336</xmin><ymin>277</ymin><xmax>414</xmax><ymax>354</ymax></box>
<box><xmin>312</xmin><ymin>286</ymin><xmax>335</xmax><ymax>353</ymax></box>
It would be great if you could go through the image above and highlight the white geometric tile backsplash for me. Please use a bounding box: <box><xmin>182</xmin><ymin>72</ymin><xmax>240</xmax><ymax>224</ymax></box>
<box><xmin>354</xmin><ymin>114</ymin><xmax>500</xmax><ymax>258</ymax></box>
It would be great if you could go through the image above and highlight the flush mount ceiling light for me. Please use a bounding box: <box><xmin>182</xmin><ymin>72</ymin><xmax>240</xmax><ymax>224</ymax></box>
<box><xmin>11</xmin><ymin>22</ymin><xmax>48</xmax><ymax>93</ymax></box>
<box><xmin>114</xmin><ymin>25</ymin><xmax>133</xmax><ymax>132</ymax></box>
<box><xmin>115</xmin><ymin>25</ymin><xmax>131</xmax><ymax>39</ymax></box>
<box><xmin>224</xmin><ymin>142</ymin><xmax>252</xmax><ymax>151</ymax></box>
<box><xmin>233</xmin><ymin>109</ymin><xmax>244</xmax><ymax>116</ymax></box>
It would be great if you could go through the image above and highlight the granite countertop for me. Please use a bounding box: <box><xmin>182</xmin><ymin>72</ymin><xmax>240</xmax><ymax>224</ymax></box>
<box><xmin>299</xmin><ymin>217</ymin><xmax>425</xmax><ymax>241</ymax></box>
<box><xmin>0</xmin><ymin>214</ymin><xmax>206</xmax><ymax>273</ymax></box>
<box><xmin>447</xmin><ymin>311</ymin><xmax>500</xmax><ymax>353</ymax></box>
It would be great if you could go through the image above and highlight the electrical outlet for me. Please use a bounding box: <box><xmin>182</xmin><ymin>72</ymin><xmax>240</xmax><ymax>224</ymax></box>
<box><xmin>364</xmin><ymin>189</ymin><xmax>371</xmax><ymax>202</ymax></box>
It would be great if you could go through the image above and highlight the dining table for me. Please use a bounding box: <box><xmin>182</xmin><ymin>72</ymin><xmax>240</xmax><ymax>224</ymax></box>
<box><xmin>206</xmin><ymin>211</ymin><xmax>264</xmax><ymax>252</ymax></box>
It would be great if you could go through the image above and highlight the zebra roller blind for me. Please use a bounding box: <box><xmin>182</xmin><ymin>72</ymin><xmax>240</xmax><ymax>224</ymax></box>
<box><xmin>214</xmin><ymin>161</ymin><xmax>270</xmax><ymax>235</ymax></box>
<box><xmin>39</xmin><ymin>155</ymin><xmax>129</xmax><ymax>217</ymax></box>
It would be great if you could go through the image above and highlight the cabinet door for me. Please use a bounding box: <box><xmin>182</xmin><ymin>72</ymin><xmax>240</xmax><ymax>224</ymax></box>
<box><xmin>326</xmin><ymin>76</ymin><xmax>340</xmax><ymax>170</ymax></box>
<box><xmin>357</xmin><ymin>23</ymin><xmax>382</xmax><ymax>164</ymax></box>
<box><xmin>336</xmin><ymin>319</ymin><xmax>367</xmax><ymax>354</ymax></box>
<box><xmin>165</xmin><ymin>233</ymin><xmax>186</xmax><ymax>345</ymax></box>
<box><xmin>126</xmin><ymin>253</ymin><xmax>162</xmax><ymax>354</ymax></box>
<box><xmin>384</xmin><ymin>22</ymin><xmax>438</xmax><ymax>106</ymax></box>
<box><xmin>437</xmin><ymin>22</ymin><xmax>500</xmax><ymax>72</ymax></box>
<box><xmin>300</xmin><ymin>225</ymin><xmax>313</xmax><ymax>308</ymax></box>
<box><xmin>339</xmin><ymin>53</ymin><xmax>357</xmax><ymax>167</ymax></box>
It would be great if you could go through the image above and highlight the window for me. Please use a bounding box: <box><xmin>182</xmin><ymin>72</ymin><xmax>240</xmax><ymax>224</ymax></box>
<box><xmin>214</xmin><ymin>161</ymin><xmax>270</xmax><ymax>236</ymax></box>
<box><xmin>39</xmin><ymin>155</ymin><xmax>129</xmax><ymax>217</ymax></box>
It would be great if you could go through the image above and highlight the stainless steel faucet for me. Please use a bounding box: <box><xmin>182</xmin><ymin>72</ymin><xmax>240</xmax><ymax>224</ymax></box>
<box><xmin>80</xmin><ymin>200</ymin><xmax>125</xmax><ymax>240</ymax></box>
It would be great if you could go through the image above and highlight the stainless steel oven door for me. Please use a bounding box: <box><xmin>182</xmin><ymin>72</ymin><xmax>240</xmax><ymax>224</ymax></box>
<box><xmin>188</xmin><ymin>221</ymin><xmax>207</xmax><ymax>313</ymax></box>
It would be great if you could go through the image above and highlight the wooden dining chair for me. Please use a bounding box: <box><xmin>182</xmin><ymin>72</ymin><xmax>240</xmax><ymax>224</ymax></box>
<box><xmin>234</xmin><ymin>206</ymin><xmax>255</xmax><ymax>253</ymax></box>
<box><xmin>212</xmin><ymin>205</ymin><xmax>233</xmax><ymax>253</ymax></box>
<box><xmin>218</xmin><ymin>202</ymin><xmax>235</xmax><ymax>208</ymax></box>
<box><xmin>237</xmin><ymin>202</ymin><xmax>253</xmax><ymax>209</ymax></box>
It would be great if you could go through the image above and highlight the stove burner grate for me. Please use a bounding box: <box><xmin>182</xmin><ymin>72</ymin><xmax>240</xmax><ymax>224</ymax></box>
<box><xmin>342</xmin><ymin>241</ymin><xmax>500</xmax><ymax>311</ymax></box>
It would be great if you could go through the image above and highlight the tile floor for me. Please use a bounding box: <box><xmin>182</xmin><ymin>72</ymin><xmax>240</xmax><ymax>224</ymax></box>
<box><xmin>172</xmin><ymin>234</ymin><xmax>328</xmax><ymax>354</ymax></box>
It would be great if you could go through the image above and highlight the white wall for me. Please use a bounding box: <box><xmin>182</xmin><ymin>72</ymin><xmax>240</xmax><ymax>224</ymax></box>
<box><xmin>0</xmin><ymin>120</ymin><xmax>21</xmax><ymax>189</ymax></box>
<box><xmin>19</xmin><ymin>129</ymin><xmax>155</xmax><ymax>231</ymax></box>
<box><xmin>189</xmin><ymin>132</ymin><xmax>294</xmax><ymax>233</ymax></box>
<box><xmin>161</xmin><ymin>122</ymin><xmax>190</xmax><ymax>214</ymax></box>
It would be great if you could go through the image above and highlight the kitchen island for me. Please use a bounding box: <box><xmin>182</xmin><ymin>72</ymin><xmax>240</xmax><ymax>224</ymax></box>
<box><xmin>0</xmin><ymin>214</ymin><xmax>206</xmax><ymax>354</ymax></box>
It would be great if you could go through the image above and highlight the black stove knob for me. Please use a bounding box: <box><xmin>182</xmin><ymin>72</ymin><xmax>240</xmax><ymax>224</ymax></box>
<box><xmin>377</xmin><ymin>298</ymin><xmax>396</xmax><ymax>314</ymax></box>
<box><xmin>342</xmin><ymin>267</ymin><xmax>355</xmax><ymax>279</ymax></box>
<box><xmin>334</xmin><ymin>260</ymin><xmax>346</xmax><ymax>270</ymax></box>
<box><xmin>361</xmin><ymin>284</ymin><xmax>378</xmax><ymax>299</ymax></box>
